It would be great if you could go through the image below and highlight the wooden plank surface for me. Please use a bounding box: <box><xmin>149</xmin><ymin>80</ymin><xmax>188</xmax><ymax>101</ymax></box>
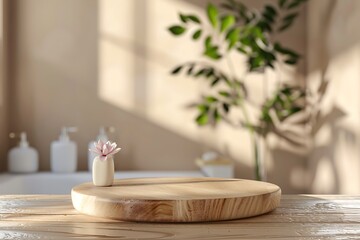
<box><xmin>71</xmin><ymin>178</ymin><xmax>281</xmax><ymax>222</ymax></box>
<box><xmin>0</xmin><ymin>195</ymin><xmax>360</xmax><ymax>239</ymax></box>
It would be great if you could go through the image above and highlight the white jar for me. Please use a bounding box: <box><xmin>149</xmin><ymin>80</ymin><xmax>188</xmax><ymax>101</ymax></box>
<box><xmin>92</xmin><ymin>156</ymin><xmax>114</xmax><ymax>186</ymax></box>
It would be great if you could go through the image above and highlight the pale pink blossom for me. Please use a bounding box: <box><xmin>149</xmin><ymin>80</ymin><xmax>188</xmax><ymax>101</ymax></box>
<box><xmin>89</xmin><ymin>140</ymin><xmax>121</xmax><ymax>161</ymax></box>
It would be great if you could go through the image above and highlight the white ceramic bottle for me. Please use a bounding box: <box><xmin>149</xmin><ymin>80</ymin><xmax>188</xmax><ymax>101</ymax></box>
<box><xmin>92</xmin><ymin>156</ymin><xmax>114</xmax><ymax>186</ymax></box>
<box><xmin>50</xmin><ymin>127</ymin><xmax>77</xmax><ymax>173</ymax></box>
<box><xmin>90</xmin><ymin>140</ymin><xmax>121</xmax><ymax>187</ymax></box>
<box><xmin>88</xmin><ymin>127</ymin><xmax>109</xmax><ymax>171</ymax></box>
<box><xmin>8</xmin><ymin>132</ymin><xmax>39</xmax><ymax>173</ymax></box>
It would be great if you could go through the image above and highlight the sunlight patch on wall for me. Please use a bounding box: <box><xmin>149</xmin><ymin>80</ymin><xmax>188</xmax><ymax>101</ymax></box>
<box><xmin>98</xmin><ymin>0</ymin><xmax>135</xmax><ymax>111</ymax></box>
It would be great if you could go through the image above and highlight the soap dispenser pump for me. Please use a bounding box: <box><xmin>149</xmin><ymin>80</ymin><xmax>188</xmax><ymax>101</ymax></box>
<box><xmin>8</xmin><ymin>132</ymin><xmax>39</xmax><ymax>173</ymax></box>
<box><xmin>88</xmin><ymin>127</ymin><xmax>114</xmax><ymax>171</ymax></box>
<box><xmin>50</xmin><ymin>127</ymin><xmax>77</xmax><ymax>173</ymax></box>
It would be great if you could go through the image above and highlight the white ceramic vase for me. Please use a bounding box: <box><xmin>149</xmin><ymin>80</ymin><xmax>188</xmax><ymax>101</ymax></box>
<box><xmin>92</xmin><ymin>156</ymin><xmax>114</xmax><ymax>186</ymax></box>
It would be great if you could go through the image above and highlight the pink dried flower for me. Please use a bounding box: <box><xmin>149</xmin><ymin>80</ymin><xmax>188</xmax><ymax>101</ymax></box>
<box><xmin>89</xmin><ymin>140</ymin><xmax>121</xmax><ymax>161</ymax></box>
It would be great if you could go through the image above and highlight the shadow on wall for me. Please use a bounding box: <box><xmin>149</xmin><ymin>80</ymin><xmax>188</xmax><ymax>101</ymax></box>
<box><xmin>306</xmin><ymin>0</ymin><xmax>360</xmax><ymax>193</ymax></box>
<box><xmin>308</xmin><ymin>106</ymin><xmax>354</xmax><ymax>193</ymax></box>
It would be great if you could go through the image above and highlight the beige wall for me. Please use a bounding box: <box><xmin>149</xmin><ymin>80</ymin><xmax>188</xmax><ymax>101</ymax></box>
<box><xmin>5</xmin><ymin>0</ymin><xmax>306</xmax><ymax>193</ymax></box>
<box><xmin>307</xmin><ymin>0</ymin><xmax>360</xmax><ymax>194</ymax></box>
<box><xmin>0</xmin><ymin>0</ymin><xmax>8</xmax><ymax>172</ymax></box>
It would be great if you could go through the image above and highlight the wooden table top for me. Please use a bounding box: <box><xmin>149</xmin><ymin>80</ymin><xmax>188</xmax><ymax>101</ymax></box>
<box><xmin>0</xmin><ymin>195</ymin><xmax>359</xmax><ymax>239</ymax></box>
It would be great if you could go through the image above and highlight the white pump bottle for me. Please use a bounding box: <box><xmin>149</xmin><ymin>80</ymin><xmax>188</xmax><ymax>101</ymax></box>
<box><xmin>8</xmin><ymin>132</ymin><xmax>39</xmax><ymax>173</ymax></box>
<box><xmin>50</xmin><ymin>127</ymin><xmax>77</xmax><ymax>173</ymax></box>
<box><xmin>88</xmin><ymin>127</ymin><xmax>111</xmax><ymax>171</ymax></box>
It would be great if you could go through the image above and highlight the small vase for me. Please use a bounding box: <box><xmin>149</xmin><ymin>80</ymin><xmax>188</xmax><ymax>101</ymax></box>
<box><xmin>92</xmin><ymin>156</ymin><xmax>114</xmax><ymax>186</ymax></box>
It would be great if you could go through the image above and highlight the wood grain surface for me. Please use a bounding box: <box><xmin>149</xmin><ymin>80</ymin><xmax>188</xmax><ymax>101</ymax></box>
<box><xmin>1</xmin><ymin>195</ymin><xmax>360</xmax><ymax>239</ymax></box>
<box><xmin>71</xmin><ymin>177</ymin><xmax>281</xmax><ymax>222</ymax></box>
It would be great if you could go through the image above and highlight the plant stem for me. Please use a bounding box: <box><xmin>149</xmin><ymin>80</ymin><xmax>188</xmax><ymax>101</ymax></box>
<box><xmin>225</xmin><ymin>54</ymin><xmax>262</xmax><ymax>181</ymax></box>
<box><xmin>253</xmin><ymin>134</ymin><xmax>261</xmax><ymax>181</ymax></box>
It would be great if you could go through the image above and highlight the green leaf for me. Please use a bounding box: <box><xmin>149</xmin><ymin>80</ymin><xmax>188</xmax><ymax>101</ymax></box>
<box><xmin>226</xmin><ymin>28</ymin><xmax>240</xmax><ymax>49</ymax></box>
<box><xmin>214</xmin><ymin>109</ymin><xmax>221</xmax><ymax>122</ymax></box>
<box><xmin>220</xmin><ymin>15</ymin><xmax>235</xmax><ymax>33</ymax></box>
<box><xmin>205</xmin><ymin>36</ymin><xmax>212</xmax><ymax>48</ymax></box>
<box><xmin>278</xmin><ymin>21</ymin><xmax>293</xmax><ymax>32</ymax></box>
<box><xmin>211</xmin><ymin>77</ymin><xmax>220</xmax><ymax>86</ymax></box>
<box><xmin>279</xmin><ymin>0</ymin><xmax>287</xmax><ymax>8</ymax></box>
<box><xmin>265</xmin><ymin>5</ymin><xmax>277</xmax><ymax>16</ymax></box>
<box><xmin>205</xmin><ymin>68</ymin><xmax>214</xmax><ymax>77</ymax></box>
<box><xmin>168</xmin><ymin>25</ymin><xmax>186</xmax><ymax>35</ymax></box>
<box><xmin>284</xmin><ymin>58</ymin><xmax>297</xmax><ymax>65</ymax></box>
<box><xmin>262</xmin><ymin>51</ymin><xmax>276</xmax><ymax>62</ymax></box>
<box><xmin>274</xmin><ymin>43</ymin><xmax>299</xmax><ymax>58</ymax></box>
<box><xmin>192</xmin><ymin>29</ymin><xmax>202</xmax><ymax>40</ymax></box>
<box><xmin>249</xmin><ymin>56</ymin><xmax>264</xmax><ymax>71</ymax></box>
<box><xmin>197</xmin><ymin>104</ymin><xmax>209</xmax><ymax>113</ymax></box>
<box><xmin>204</xmin><ymin>46</ymin><xmax>222</xmax><ymax>60</ymax></box>
<box><xmin>194</xmin><ymin>67</ymin><xmax>213</xmax><ymax>77</ymax></box>
<box><xmin>284</xmin><ymin>12</ymin><xmax>298</xmax><ymax>21</ymax></box>
<box><xmin>261</xmin><ymin>109</ymin><xmax>272</xmax><ymax>123</ymax></box>
<box><xmin>188</xmin><ymin>15</ymin><xmax>201</xmax><ymax>24</ymax></box>
<box><xmin>240</xmin><ymin>36</ymin><xmax>251</xmax><ymax>46</ymax></box>
<box><xmin>196</xmin><ymin>113</ymin><xmax>209</xmax><ymax>126</ymax></box>
<box><xmin>274</xmin><ymin>43</ymin><xmax>300</xmax><ymax>65</ymax></box>
<box><xmin>207</xmin><ymin>4</ymin><xmax>219</xmax><ymax>28</ymax></box>
<box><xmin>179</xmin><ymin>14</ymin><xmax>201</xmax><ymax>24</ymax></box>
<box><xmin>278</xmin><ymin>13</ymin><xmax>298</xmax><ymax>32</ymax></box>
<box><xmin>179</xmin><ymin>13</ymin><xmax>188</xmax><ymax>23</ymax></box>
<box><xmin>220</xmin><ymin>73</ymin><xmax>231</xmax><ymax>87</ymax></box>
<box><xmin>258</xmin><ymin>21</ymin><xmax>272</xmax><ymax>32</ymax></box>
<box><xmin>205</xmin><ymin>96</ymin><xmax>218</xmax><ymax>103</ymax></box>
<box><xmin>222</xmin><ymin>103</ymin><xmax>230</xmax><ymax>113</ymax></box>
<box><xmin>205</xmin><ymin>50</ymin><xmax>222</xmax><ymax>60</ymax></box>
<box><xmin>195</xmin><ymin>68</ymin><xmax>206</xmax><ymax>77</ymax></box>
<box><xmin>219</xmin><ymin>91</ymin><xmax>230</xmax><ymax>97</ymax></box>
<box><xmin>253</xmin><ymin>26</ymin><xmax>265</xmax><ymax>39</ymax></box>
<box><xmin>171</xmin><ymin>65</ymin><xmax>183</xmax><ymax>74</ymax></box>
<box><xmin>262</xmin><ymin>12</ymin><xmax>275</xmax><ymax>23</ymax></box>
<box><xmin>187</xmin><ymin>64</ymin><xmax>195</xmax><ymax>75</ymax></box>
<box><xmin>237</xmin><ymin>46</ymin><xmax>248</xmax><ymax>54</ymax></box>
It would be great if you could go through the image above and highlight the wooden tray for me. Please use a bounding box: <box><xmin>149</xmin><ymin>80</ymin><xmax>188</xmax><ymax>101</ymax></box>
<box><xmin>71</xmin><ymin>177</ymin><xmax>281</xmax><ymax>222</ymax></box>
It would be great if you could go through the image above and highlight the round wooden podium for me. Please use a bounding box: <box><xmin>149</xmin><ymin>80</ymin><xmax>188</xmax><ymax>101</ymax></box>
<box><xmin>71</xmin><ymin>177</ymin><xmax>281</xmax><ymax>222</ymax></box>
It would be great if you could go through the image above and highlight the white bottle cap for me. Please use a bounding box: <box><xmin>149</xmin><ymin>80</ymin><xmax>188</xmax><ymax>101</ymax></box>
<box><xmin>59</xmin><ymin>127</ymin><xmax>77</xmax><ymax>141</ymax></box>
<box><xmin>96</xmin><ymin>126</ymin><xmax>115</xmax><ymax>142</ymax></box>
<box><xmin>19</xmin><ymin>132</ymin><xmax>29</xmax><ymax>148</ymax></box>
<box><xmin>97</xmin><ymin>127</ymin><xmax>109</xmax><ymax>142</ymax></box>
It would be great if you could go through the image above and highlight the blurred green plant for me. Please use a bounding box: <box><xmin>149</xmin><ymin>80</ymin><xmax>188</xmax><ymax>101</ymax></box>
<box><xmin>168</xmin><ymin>0</ymin><xmax>307</xmax><ymax>181</ymax></box>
